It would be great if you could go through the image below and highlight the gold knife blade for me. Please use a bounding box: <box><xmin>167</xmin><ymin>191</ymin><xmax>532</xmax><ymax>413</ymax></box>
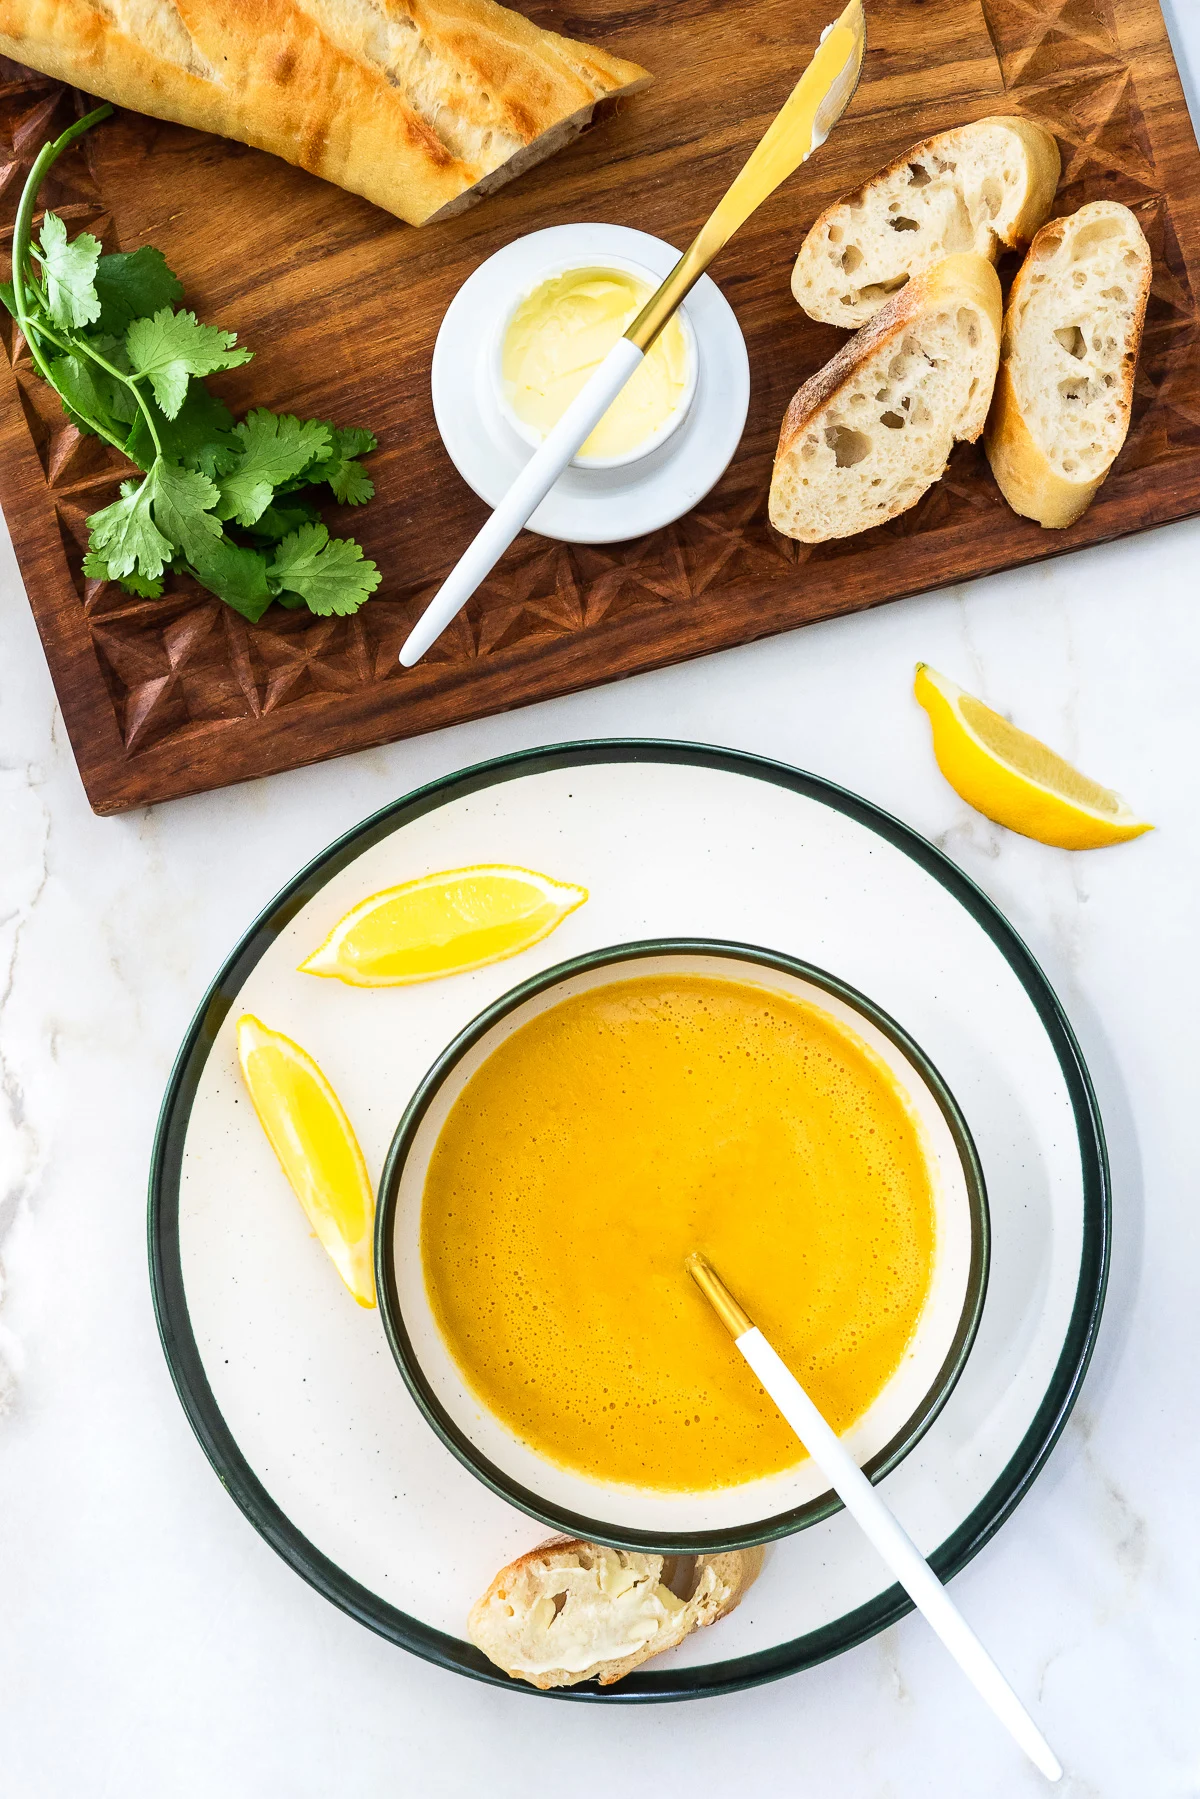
<box><xmin>626</xmin><ymin>0</ymin><xmax>867</xmax><ymax>353</ymax></box>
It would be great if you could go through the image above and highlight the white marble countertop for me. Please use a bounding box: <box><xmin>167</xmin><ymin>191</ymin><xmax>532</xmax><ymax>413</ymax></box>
<box><xmin>3</xmin><ymin>12</ymin><xmax>1199</xmax><ymax>1792</ymax></box>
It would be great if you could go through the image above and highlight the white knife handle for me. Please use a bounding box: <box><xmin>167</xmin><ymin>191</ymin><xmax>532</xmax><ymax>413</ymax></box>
<box><xmin>400</xmin><ymin>336</ymin><xmax>645</xmax><ymax>666</ymax></box>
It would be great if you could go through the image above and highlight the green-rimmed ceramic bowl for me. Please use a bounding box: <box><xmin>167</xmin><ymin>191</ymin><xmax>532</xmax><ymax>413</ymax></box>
<box><xmin>376</xmin><ymin>939</ymin><xmax>990</xmax><ymax>1554</ymax></box>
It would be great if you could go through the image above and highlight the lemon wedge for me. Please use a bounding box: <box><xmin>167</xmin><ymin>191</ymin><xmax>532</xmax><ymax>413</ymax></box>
<box><xmin>914</xmin><ymin>663</ymin><xmax>1151</xmax><ymax>850</ymax></box>
<box><xmin>298</xmin><ymin>864</ymin><xmax>588</xmax><ymax>987</ymax></box>
<box><xmin>236</xmin><ymin>1015</ymin><xmax>376</xmax><ymax>1307</ymax></box>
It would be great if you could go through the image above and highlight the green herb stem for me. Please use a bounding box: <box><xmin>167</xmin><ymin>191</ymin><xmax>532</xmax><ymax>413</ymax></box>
<box><xmin>11</xmin><ymin>106</ymin><xmax>113</xmax><ymax>426</ymax></box>
<box><xmin>11</xmin><ymin>110</ymin><xmax>379</xmax><ymax>616</ymax></box>
<box><xmin>9</xmin><ymin>103</ymin><xmax>164</xmax><ymax>466</ymax></box>
<box><xmin>27</xmin><ymin>312</ymin><xmax>164</xmax><ymax>461</ymax></box>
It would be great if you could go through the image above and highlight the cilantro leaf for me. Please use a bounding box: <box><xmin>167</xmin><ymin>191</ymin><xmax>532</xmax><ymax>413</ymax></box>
<box><xmin>87</xmin><ymin>476</ymin><xmax>172</xmax><ymax>581</ymax></box>
<box><xmin>47</xmin><ymin>349</ymin><xmax>136</xmax><ymax>438</ymax></box>
<box><xmin>48</xmin><ymin>352</ymin><xmax>110</xmax><ymax>431</ymax></box>
<box><xmin>321</xmin><ymin>424</ymin><xmax>376</xmax><ymax>504</ymax></box>
<box><xmin>244</xmin><ymin>499</ymin><xmax>323</xmax><ymax>542</ymax></box>
<box><xmin>190</xmin><ymin>439</ymin><xmax>241</xmax><ymax>480</ymax></box>
<box><xmin>124</xmin><ymin>379</ymin><xmax>239</xmax><ymax>475</ymax></box>
<box><xmin>268</xmin><ymin>522</ymin><xmax>381</xmax><ymax>616</ymax></box>
<box><xmin>12</xmin><ymin>120</ymin><xmax>384</xmax><ymax>632</ymax></box>
<box><xmin>82</xmin><ymin>548</ymin><xmax>165</xmax><ymax>599</ymax></box>
<box><xmin>216</xmin><ymin>409</ymin><xmax>331</xmax><ymax>527</ymax></box>
<box><xmin>125</xmin><ymin>307</ymin><xmax>252</xmax><ymax>419</ymax></box>
<box><xmin>38</xmin><ymin>213</ymin><xmax>101</xmax><ymax>329</ymax></box>
<box><xmin>81</xmin><ymin>332</ymin><xmax>140</xmax><ymax>422</ymax></box>
<box><xmin>330</xmin><ymin>426</ymin><xmax>377</xmax><ymax>461</ymax></box>
<box><xmin>188</xmin><ymin>536</ymin><xmax>273</xmax><ymax>622</ymax></box>
<box><xmin>149</xmin><ymin>460</ymin><xmax>223</xmax><ymax>564</ymax></box>
<box><xmin>93</xmin><ymin>246</ymin><xmax>183</xmax><ymax>332</ymax></box>
<box><xmin>275</xmin><ymin>421</ymin><xmax>376</xmax><ymax>503</ymax></box>
<box><xmin>117</xmin><ymin>571</ymin><xmax>165</xmax><ymax>599</ymax></box>
<box><xmin>88</xmin><ymin>331</ymin><xmax>133</xmax><ymax>376</ymax></box>
<box><xmin>326</xmin><ymin>455</ymin><xmax>374</xmax><ymax>506</ymax></box>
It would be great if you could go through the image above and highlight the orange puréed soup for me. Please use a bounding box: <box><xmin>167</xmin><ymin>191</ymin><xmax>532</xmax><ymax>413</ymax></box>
<box><xmin>421</xmin><ymin>974</ymin><xmax>935</xmax><ymax>1492</ymax></box>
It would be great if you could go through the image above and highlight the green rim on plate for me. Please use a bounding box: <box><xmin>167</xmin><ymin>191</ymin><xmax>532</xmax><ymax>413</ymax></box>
<box><xmin>375</xmin><ymin>937</ymin><xmax>990</xmax><ymax>1555</ymax></box>
<box><xmin>147</xmin><ymin>739</ymin><xmax>1109</xmax><ymax>1702</ymax></box>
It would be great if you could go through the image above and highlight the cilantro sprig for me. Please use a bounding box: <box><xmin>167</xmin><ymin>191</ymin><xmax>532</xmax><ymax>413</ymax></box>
<box><xmin>5</xmin><ymin>107</ymin><xmax>381</xmax><ymax>623</ymax></box>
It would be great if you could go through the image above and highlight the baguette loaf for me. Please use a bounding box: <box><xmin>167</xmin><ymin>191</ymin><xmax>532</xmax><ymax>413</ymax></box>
<box><xmin>0</xmin><ymin>0</ymin><xmax>651</xmax><ymax>227</ymax></box>
<box><xmin>985</xmin><ymin>201</ymin><xmax>1151</xmax><ymax>529</ymax></box>
<box><xmin>468</xmin><ymin>1537</ymin><xmax>763</xmax><ymax>1688</ymax></box>
<box><xmin>792</xmin><ymin>116</ymin><xmax>1059</xmax><ymax>327</ymax></box>
<box><xmin>770</xmin><ymin>252</ymin><xmax>1002</xmax><ymax>543</ymax></box>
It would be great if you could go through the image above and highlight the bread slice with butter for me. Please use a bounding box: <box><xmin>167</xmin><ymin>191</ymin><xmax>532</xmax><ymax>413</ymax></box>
<box><xmin>770</xmin><ymin>252</ymin><xmax>1002</xmax><ymax>544</ymax></box>
<box><xmin>0</xmin><ymin>0</ymin><xmax>651</xmax><ymax>228</ymax></box>
<box><xmin>792</xmin><ymin>116</ymin><xmax>1059</xmax><ymax>327</ymax></box>
<box><xmin>467</xmin><ymin>1537</ymin><xmax>763</xmax><ymax>1688</ymax></box>
<box><xmin>985</xmin><ymin>201</ymin><xmax>1151</xmax><ymax>529</ymax></box>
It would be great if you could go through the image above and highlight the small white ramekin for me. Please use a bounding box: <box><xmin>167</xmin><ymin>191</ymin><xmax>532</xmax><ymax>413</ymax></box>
<box><xmin>489</xmin><ymin>254</ymin><xmax>699</xmax><ymax>471</ymax></box>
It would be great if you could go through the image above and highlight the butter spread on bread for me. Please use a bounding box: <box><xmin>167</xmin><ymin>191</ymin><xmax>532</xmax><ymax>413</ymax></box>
<box><xmin>468</xmin><ymin>1537</ymin><xmax>763</xmax><ymax>1688</ymax></box>
<box><xmin>985</xmin><ymin>201</ymin><xmax>1151</xmax><ymax>529</ymax></box>
<box><xmin>0</xmin><ymin>0</ymin><xmax>651</xmax><ymax>226</ymax></box>
<box><xmin>770</xmin><ymin>253</ymin><xmax>1001</xmax><ymax>543</ymax></box>
<box><xmin>792</xmin><ymin>116</ymin><xmax>1059</xmax><ymax>327</ymax></box>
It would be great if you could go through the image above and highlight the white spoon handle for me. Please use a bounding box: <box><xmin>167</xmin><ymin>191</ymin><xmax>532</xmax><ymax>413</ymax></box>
<box><xmin>735</xmin><ymin>1328</ymin><xmax>1063</xmax><ymax>1783</ymax></box>
<box><xmin>399</xmin><ymin>336</ymin><xmax>645</xmax><ymax>667</ymax></box>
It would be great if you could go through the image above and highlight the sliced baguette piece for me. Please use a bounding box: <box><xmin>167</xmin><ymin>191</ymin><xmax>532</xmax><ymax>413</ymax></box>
<box><xmin>467</xmin><ymin>1537</ymin><xmax>763</xmax><ymax>1689</ymax></box>
<box><xmin>770</xmin><ymin>252</ymin><xmax>1002</xmax><ymax>544</ymax></box>
<box><xmin>985</xmin><ymin>201</ymin><xmax>1151</xmax><ymax>529</ymax></box>
<box><xmin>0</xmin><ymin>0</ymin><xmax>651</xmax><ymax>228</ymax></box>
<box><xmin>792</xmin><ymin>116</ymin><xmax>1060</xmax><ymax>327</ymax></box>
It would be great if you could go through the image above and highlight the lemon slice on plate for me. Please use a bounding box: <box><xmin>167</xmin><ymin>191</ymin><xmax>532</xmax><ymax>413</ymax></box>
<box><xmin>299</xmin><ymin>864</ymin><xmax>588</xmax><ymax>986</ymax></box>
<box><xmin>914</xmin><ymin>663</ymin><xmax>1151</xmax><ymax>850</ymax></box>
<box><xmin>236</xmin><ymin>1015</ymin><xmax>376</xmax><ymax>1307</ymax></box>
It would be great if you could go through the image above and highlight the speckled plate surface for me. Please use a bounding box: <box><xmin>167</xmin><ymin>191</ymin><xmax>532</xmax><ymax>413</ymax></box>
<box><xmin>149</xmin><ymin>741</ymin><xmax>1107</xmax><ymax>1699</ymax></box>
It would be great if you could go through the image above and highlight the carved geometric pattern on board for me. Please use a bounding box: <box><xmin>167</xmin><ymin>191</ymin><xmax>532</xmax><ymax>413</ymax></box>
<box><xmin>90</xmin><ymin>598</ymin><xmax>264</xmax><ymax>752</ymax></box>
<box><xmin>980</xmin><ymin>0</ymin><xmax>1123</xmax><ymax>90</ymax></box>
<box><xmin>471</xmin><ymin>541</ymin><xmax>588</xmax><ymax>661</ymax></box>
<box><xmin>1017</xmin><ymin>66</ymin><xmax>1158</xmax><ymax>201</ymax></box>
<box><xmin>254</xmin><ymin>610</ymin><xmax>372</xmax><ymax>714</ymax></box>
<box><xmin>450</xmin><ymin>494</ymin><xmax>785</xmax><ymax>665</ymax></box>
<box><xmin>0</xmin><ymin>70</ymin><xmax>105</xmax><ymax>249</ymax></box>
<box><xmin>2</xmin><ymin>2</ymin><xmax>1200</xmax><ymax>810</ymax></box>
<box><xmin>1120</xmin><ymin>198</ymin><xmax>1200</xmax><ymax>472</ymax></box>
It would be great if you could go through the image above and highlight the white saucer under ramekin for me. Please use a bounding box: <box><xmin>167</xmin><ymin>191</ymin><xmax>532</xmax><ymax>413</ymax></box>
<box><xmin>430</xmin><ymin>223</ymin><xmax>751</xmax><ymax>546</ymax></box>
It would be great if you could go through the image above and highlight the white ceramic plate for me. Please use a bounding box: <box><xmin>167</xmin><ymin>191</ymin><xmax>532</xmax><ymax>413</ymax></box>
<box><xmin>150</xmin><ymin>742</ymin><xmax>1107</xmax><ymax>1700</ymax></box>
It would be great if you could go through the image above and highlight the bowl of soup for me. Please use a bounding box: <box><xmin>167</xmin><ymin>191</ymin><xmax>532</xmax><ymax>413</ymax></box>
<box><xmin>376</xmin><ymin>941</ymin><xmax>989</xmax><ymax>1552</ymax></box>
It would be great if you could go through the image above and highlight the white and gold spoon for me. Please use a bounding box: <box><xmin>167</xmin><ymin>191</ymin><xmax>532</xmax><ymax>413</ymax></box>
<box><xmin>399</xmin><ymin>0</ymin><xmax>867</xmax><ymax>666</ymax></box>
<box><xmin>687</xmin><ymin>1252</ymin><xmax>1063</xmax><ymax>1783</ymax></box>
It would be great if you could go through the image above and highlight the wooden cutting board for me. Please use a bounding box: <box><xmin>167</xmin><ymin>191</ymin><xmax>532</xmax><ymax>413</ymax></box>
<box><xmin>1</xmin><ymin>0</ymin><xmax>1197</xmax><ymax>814</ymax></box>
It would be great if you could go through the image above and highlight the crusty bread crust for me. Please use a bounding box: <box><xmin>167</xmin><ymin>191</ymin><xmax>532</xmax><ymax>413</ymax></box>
<box><xmin>792</xmin><ymin>115</ymin><xmax>1059</xmax><ymax>327</ymax></box>
<box><xmin>771</xmin><ymin>252</ymin><xmax>1002</xmax><ymax>541</ymax></box>
<box><xmin>0</xmin><ymin>0</ymin><xmax>651</xmax><ymax>227</ymax></box>
<box><xmin>779</xmin><ymin>252</ymin><xmax>1002</xmax><ymax>450</ymax></box>
<box><xmin>985</xmin><ymin>201</ymin><xmax>1151</xmax><ymax>528</ymax></box>
<box><xmin>468</xmin><ymin>1536</ymin><xmax>764</xmax><ymax>1689</ymax></box>
<box><xmin>985</xmin><ymin>360</ymin><xmax>1088</xmax><ymax>528</ymax></box>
